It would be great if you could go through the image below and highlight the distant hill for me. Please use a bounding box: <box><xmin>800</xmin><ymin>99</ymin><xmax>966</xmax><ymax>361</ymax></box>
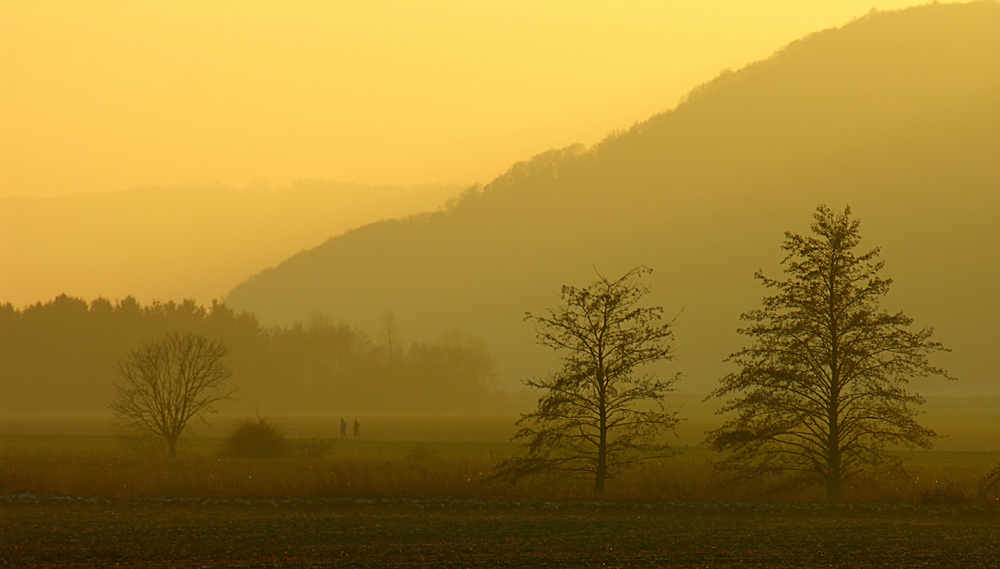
<box><xmin>226</xmin><ymin>2</ymin><xmax>1000</xmax><ymax>409</ymax></box>
<box><xmin>0</xmin><ymin>181</ymin><xmax>460</xmax><ymax>307</ymax></box>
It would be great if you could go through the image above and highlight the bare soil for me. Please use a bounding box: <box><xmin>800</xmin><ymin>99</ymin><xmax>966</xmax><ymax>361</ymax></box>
<box><xmin>3</xmin><ymin>496</ymin><xmax>1000</xmax><ymax>568</ymax></box>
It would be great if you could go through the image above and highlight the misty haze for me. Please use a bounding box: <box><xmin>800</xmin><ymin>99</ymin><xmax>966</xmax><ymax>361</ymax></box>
<box><xmin>2</xmin><ymin>2</ymin><xmax>999</xmax><ymax>567</ymax></box>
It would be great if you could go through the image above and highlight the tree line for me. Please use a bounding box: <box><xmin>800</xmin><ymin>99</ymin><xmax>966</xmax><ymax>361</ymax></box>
<box><xmin>0</xmin><ymin>298</ymin><xmax>499</xmax><ymax>416</ymax></box>
<box><xmin>1</xmin><ymin>204</ymin><xmax>955</xmax><ymax>501</ymax></box>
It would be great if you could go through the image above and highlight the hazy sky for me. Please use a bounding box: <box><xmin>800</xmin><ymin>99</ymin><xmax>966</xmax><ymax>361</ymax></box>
<box><xmin>1</xmin><ymin>0</ymin><xmax>955</xmax><ymax>198</ymax></box>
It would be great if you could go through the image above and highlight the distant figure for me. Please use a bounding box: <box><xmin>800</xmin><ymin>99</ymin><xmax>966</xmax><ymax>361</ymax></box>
<box><xmin>340</xmin><ymin>418</ymin><xmax>347</xmax><ymax>439</ymax></box>
<box><xmin>353</xmin><ymin>419</ymin><xmax>361</xmax><ymax>438</ymax></box>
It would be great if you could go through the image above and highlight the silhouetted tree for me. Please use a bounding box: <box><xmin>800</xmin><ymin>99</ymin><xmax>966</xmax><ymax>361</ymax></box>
<box><xmin>111</xmin><ymin>333</ymin><xmax>233</xmax><ymax>457</ymax></box>
<box><xmin>707</xmin><ymin>205</ymin><xmax>952</xmax><ymax>501</ymax></box>
<box><xmin>498</xmin><ymin>267</ymin><xmax>680</xmax><ymax>494</ymax></box>
<box><xmin>378</xmin><ymin>310</ymin><xmax>401</xmax><ymax>361</ymax></box>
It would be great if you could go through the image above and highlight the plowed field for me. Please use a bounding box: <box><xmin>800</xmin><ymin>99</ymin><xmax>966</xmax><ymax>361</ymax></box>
<box><xmin>3</xmin><ymin>496</ymin><xmax>999</xmax><ymax>568</ymax></box>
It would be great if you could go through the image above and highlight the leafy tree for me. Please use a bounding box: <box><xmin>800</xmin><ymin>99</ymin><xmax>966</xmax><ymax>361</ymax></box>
<box><xmin>498</xmin><ymin>267</ymin><xmax>680</xmax><ymax>494</ymax></box>
<box><xmin>707</xmin><ymin>205</ymin><xmax>952</xmax><ymax>501</ymax></box>
<box><xmin>111</xmin><ymin>333</ymin><xmax>233</xmax><ymax>457</ymax></box>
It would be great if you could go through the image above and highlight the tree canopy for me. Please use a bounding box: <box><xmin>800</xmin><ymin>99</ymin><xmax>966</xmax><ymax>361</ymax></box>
<box><xmin>707</xmin><ymin>205</ymin><xmax>952</xmax><ymax>501</ymax></box>
<box><xmin>111</xmin><ymin>333</ymin><xmax>233</xmax><ymax>457</ymax></box>
<box><xmin>499</xmin><ymin>267</ymin><xmax>680</xmax><ymax>494</ymax></box>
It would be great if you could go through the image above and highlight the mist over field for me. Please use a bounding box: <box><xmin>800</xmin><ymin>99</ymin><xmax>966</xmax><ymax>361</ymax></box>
<box><xmin>11</xmin><ymin>8</ymin><xmax>1000</xmax><ymax>565</ymax></box>
<box><xmin>0</xmin><ymin>182</ymin><xmax>460</xmax><ymax>308</ymax></box>
<box><xmin>1</xmin><ymin>2</ymin><xmax>998</xmax><ymax>449</ymax></box>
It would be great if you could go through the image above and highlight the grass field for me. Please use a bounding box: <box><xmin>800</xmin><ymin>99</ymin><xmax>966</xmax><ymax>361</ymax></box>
<box><xmin>3</xmin><ymin>429</ymin><xmax>1000</xmax><ymax>504</ymax></box>
<box><xmin>5</xmin><ymin>427</ymin><xmax>1000</xmax><ymax>567</ymax></box>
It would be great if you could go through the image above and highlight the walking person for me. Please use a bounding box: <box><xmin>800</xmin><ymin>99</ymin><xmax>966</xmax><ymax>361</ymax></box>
<box><xmin>353</xmin><ymin>419</ymin><xmax>361</xmax><ymax>438</ymax></box>
<box><xmin>340</xmin><ymin>418</ymin><xmax>347</xmax><ymax>439</ymax></box>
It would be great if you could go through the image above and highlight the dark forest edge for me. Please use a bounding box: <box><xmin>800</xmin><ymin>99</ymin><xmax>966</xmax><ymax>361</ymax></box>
<box><xmin>0</xmin><ymin>295</ymin><xmax>513</xmax><ymax>416</ymax></box>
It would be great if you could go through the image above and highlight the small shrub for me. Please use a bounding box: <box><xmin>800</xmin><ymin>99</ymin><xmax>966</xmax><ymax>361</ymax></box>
<box><xmin>222</xmin><ymin>415</ymin><xmax>288</xmax><ymax>458</ymax></box>
<box><xmin>977</xmin><ymin>464</ymin><xmax>1000</xmax><ymax>501</ymax></box>
<box><xmin>292</xmin><ymin>437</ymin><xmax>332</xmax><ymax>458</ymax></box>
<box><xmin>919</xmin><ymin>480</ymin><xmax>972</xmax><ymax>505</ymax></box>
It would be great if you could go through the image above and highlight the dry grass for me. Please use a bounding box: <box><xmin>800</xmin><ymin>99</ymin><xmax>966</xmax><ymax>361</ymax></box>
<box><xmin>3</xmin><ymin>435</ymin><xmax>1000</xmax><ymax>503</ymax></box>
<box><xmin>0</xmin><ymin>435</ymin><xmax>512</xmax><ymax>499</ymax></box>
<box><xmin>0</xmin><ymin>454</ymin><xmax>500</xmax><ymax>499</ymax></box>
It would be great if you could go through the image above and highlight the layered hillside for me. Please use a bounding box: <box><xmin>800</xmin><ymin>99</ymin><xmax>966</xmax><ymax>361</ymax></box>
<box><xmin>227</xmin><ymin>3</ymin><xmax>1000</xmax><ymax>401</ymax></box>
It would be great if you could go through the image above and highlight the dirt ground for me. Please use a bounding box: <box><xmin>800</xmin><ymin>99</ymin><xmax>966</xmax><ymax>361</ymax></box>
<box><xmin>3</xmin><ymin>496</ymin><xmax>1000</xmax><ymax>568</ymax></box>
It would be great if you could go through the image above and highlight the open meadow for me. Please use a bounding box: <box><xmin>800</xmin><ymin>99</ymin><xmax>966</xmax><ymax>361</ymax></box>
<box><xmin>4</xmin><ymin>414</ymin><xmax>1000</xmax><ymax>503</ymax></box>
<box><xmin>3</xmin><ymin>420</ymin><xmax>1000</xmax><ymax>567</ymax></box>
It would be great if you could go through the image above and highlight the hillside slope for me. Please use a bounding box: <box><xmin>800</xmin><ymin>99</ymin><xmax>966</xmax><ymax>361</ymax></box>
<box><xmin>226</xmin><ymin>3</ymin><xmax>1000</xmax><ymax>403</ymax></box>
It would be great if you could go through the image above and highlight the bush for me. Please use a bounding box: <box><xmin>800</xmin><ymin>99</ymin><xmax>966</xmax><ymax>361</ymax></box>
<box><xmin>222</xmin><ymin>415</ymin><xmax>288</xmax><ymax>458</ymax></box>
<box><xmin>292</xmin><ymin>437</ymin><xmax>332</xmax><ymax>459</ymax></box>
<box><xmin>919</xmin><ymin>480</ymin><xmax>972</xmax><ymax>505</ymax></box>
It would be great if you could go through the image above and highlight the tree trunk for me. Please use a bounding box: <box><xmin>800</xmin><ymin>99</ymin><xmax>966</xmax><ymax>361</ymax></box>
<box><xmin>595</xmin><ymin>453</ymin><xmax>607</xmax><ymax>495</ymax></box>
<box><xmin>595</xmin><ymin>437</ymin><xmax>607</xmax><ymax>495</ymax></box>
<box><xmin>167</xmin><ymin>435</ymin><xmax>178</xmax><ymax>459</ymax></box>
<box><xmin>827</xmin><ymin>272</ymin><xmax>841</xmax><ymax>503</ymax></box>
<box><xmin>595</xmin><ymin>366</ymin><xmax>608</xmax><ymax>495</ymax></box>
<box><xmin>826</xmin><ymin>474</ymin><xmax>841</xmax><ymax>502</ymax></box>
<box><xmin>595</xmin><ymin>396</ymin><xmax>608</xmax><ymax>494</ymax></box>
<box><xmin>827</xmin><ymin>391</ymin><xmax>841</xmax><ymax>502</ymax></box>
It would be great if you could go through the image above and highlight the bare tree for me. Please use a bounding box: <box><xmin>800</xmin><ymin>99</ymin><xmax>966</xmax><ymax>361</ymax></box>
<box><xmin>498</xmin><ymin>267</ymin><xmax>680</xmax><ymax>494</ymax></box>
<box><xmin>111</xmin><ymin>333</ymin><xmax>233</xmax><ymax>457</ymax></box>
<box><xmin>379</xmin><ymin>310</ymin><xmax>401</xmax><ymax>360</ymax></box>
<box><xmin>707</xmin><ymin>205</ymin><xmax>953</xmax><ymax>501</ymax></box>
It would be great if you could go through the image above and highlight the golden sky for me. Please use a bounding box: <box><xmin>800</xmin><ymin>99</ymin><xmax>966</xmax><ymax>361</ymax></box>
<box><xmin>1</xmin><ymin>1</ymin><xmax>955</xmax><ymax>198</ymax></box>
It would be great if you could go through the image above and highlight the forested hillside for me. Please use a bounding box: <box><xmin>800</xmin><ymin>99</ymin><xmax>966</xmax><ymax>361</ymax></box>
<box><xmin>226</xmin><ymin>3</ymin><xmax>1000</xmax><ymax>398</ymax></box>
